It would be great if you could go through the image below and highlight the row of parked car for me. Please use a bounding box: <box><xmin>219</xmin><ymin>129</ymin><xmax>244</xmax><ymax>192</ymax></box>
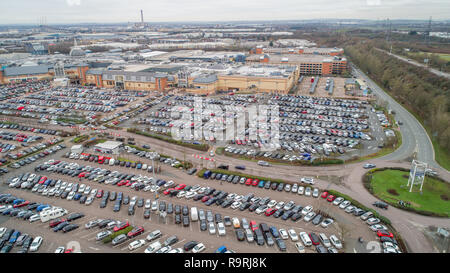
<box><xmin>8</xmin><ymin>142</ymin><xmax>65</xmax><ymax>169</ymax></box>
<box><xmin>0</xmin><ymin>227</ymin><xmax>43</xmax><ymax>253</ymax></box>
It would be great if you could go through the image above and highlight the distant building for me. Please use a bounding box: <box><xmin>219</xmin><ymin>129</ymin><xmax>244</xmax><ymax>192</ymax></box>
<box><xmin>93</xmin><ymin>141</ymin><xmax>123</xmax><ymax>155</ymax></box>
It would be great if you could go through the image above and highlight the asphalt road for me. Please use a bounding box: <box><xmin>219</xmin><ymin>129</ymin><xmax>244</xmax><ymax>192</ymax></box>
<box><xmin>375</xmin><ymin>48</ymin><xmax>450</xmax><ymax>80</ymax></box>
<box><xmin>350</xmin><ymin>65</ymin><xmax>440</xmax><ymax>170</ymax></box>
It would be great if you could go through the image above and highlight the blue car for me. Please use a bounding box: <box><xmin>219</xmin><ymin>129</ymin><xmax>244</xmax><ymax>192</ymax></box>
<box><xmin>215</xmin><ymin>246</ymin><xmax>227</xmax><ymax>253</ymax></box>
<box><xmin>73</xmin><ymin>193</ymin><xmax>82</xmax><ymax>201</ymax></box>
<box><xmin>9</xmin><ymin>230</ymin><xmax>21</xmax><ymax>243</ymax></box>
<box><xmin>258</xmin><ymin>181</ymin><xmax>265</xmax><ymax>188</ymax></box>
<box><xmin>12</xmin><ymin>199</ymin><xmax>24</xmax><ymax>205</ymax></box>
<box><xmin>2</xmin><ymin>208</ymin><xmax>13</xmax><ymax>215</ymax></box>
<box><xmin>36</xmin><ymin>204</ymin><xmax>50</xmax><ymax>212</ymax></box>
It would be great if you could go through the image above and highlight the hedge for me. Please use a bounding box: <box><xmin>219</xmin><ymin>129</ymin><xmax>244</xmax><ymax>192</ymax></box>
<box><xmin>127</xmin><ymin>128</ymin><xmax>209</xmax><ymax>152</ymax></box>
<box><xmin>102</xmin><ymin>225</ymin><xmax>134</xmax><ymax>244</ymax></box>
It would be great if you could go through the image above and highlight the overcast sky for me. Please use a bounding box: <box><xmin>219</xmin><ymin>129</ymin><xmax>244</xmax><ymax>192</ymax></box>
<box><xmin>0</xmin><ymin>0</ymin><xmax>449</xmax><ymax>25</ymax></box>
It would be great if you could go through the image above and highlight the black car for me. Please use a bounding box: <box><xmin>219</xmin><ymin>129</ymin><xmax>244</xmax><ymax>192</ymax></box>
<box><xmin>182</xmin><ymin>206</ymin><xmax>189</xmax><ymax>216</ymax></box>
<box><xmin>182</xmin><ymin>215</ymin><xmax>190</xmax><ymax>227</ymax></box>
<box><xmin>275</xmin><ymin>238</ymin><xmax>287</xmax><ymax>251</ymax></box>
<box><xmin>291</xmin><ymin>213</ymin><xmax>302</xmax><ymax>222</ymax></box>
<box><xmin>175</xmin><ymin>214</ymin><xmax>181</xmax><ymax>224</ymax></box>
<box><xmin>316</xmin><ymin>245</ymin><xmax>328</xmax><ymax>253</ymax></box>
<box><xmin>281</xmin><ymin>210</ymin><xmax>294</xmax><ymax>221</ymax></box>
<box><xmin>113</xmin><ymin>201</ymin><xmax>121</xmax><ymax>212</ymax></box>
<box><xmin>235</xmin><ymin>228</ymin><xmax>245</xmax><ymax>241</ymax></box>
<box><xmin>122</xmin><ymin>195</ymin><xmax>129</xmax><ymax>205</ymax></box>
<box><xmin>373</xmin><ymin>201</ymin><xmax>389</xmax><ymax>209</ymax></box>
<box><xmin>67</xmin><ymin>213</ymin><xmax>84</xmax><ymax>222</ymax></box>
<box><xmin>63</xmin><ymin>224</ymin><xmax>79</xmax><ymax>233</ymax></box>
<box><xmin>174</xmin><ymin>205</ymin><xmax>181</xmax><ymax>215</ymax></box>
<box><xmin>200</xmin><ymin>220</ymin><xmax>207</xmax><ymax>231</ymax></box>
<box><xmin>144</xmin><ymin>209</ymin><xmax>151</xmax><ymax>219</ymax></box>
<box><xmin>98</xmin><ymin>219</ymin><xmax>114</xmax><ymax>229</ymax></box>
<box><xmin>183</xmin><ymin>241</ymin><xmax>199</xmax><ymax>251</ymax></box>
<box><xmin>53</xmin><ymin>221</ymin><xmax>69</xmax><ymax>232</ymax></box>
<box><xmin>166</xmin><ymin>203</ymin><xmax>173</xmax><ymax>214</ymax></box>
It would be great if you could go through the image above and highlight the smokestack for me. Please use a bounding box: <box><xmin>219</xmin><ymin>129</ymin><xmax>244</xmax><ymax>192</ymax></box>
<box><xmin>140</xmin><ymin>10</ymin><xmax>144</xmax><ymax>23</ymax></box>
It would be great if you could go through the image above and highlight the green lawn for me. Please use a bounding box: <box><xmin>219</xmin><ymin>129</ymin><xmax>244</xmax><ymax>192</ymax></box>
<box><xmin>370</xmin><ymin>170</ymin><xmax>450</xmax><ymax>217</ymax></box>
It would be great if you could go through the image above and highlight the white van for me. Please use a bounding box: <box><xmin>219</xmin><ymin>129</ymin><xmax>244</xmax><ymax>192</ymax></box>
<box><xmin>318</xmin><ymin>233</ymin><xmax>331</xmax><ymax>248</ymax></box>
<box><xmin>144</xmin><ymin>241</ymin><xmax>162</xmax><ymax>253</ymax></box>
<box><xmin>299</xmin><ymin>232</ymin><xmax>312</xmax><ymax>247</ymax></box>
<box><xmin>40</xmin><ymin>207</ymin><xmax>68</xmax><ymax>223</ymax></box>
<box><xmin>190</xmin><ymin>207</ymin><xmax>198</xmax><ymax>221</ymax></box>
<box><xmin>109</xmin><ymin>158</ymin><xmax>115</xmax><ymax>166</ymax></box>
<box><xmin>29</xmin><ymin>214</ymin><xmax>41</xmax><ymax>223</ymax></box>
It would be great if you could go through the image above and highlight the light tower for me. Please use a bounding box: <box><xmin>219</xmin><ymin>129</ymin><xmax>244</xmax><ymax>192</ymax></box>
<box><xmin>407</xmin><ymin>160</ymin><xmax>431</xmax><ymax>193</ymax></box>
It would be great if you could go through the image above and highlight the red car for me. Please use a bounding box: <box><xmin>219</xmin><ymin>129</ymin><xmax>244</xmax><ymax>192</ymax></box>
<box><xmin>250</xmin><ymin>221</ymin><xmax>258</xmax><ymax>231</ymax></box>
<box><xmin>96</xmin><ymin>190</ymin><xmax>103</xmax><ymax>198</ymax></box>
<box><xmin>78</xmin><ymin>172</ymin><xmax>87</xmax><ymax>178</ymax></box>
<box><xmin>164</xmin><ymin>188</ymin><xmax>175</xmax><ymax>195</ymax></box>
<box><xmin>377</xmin><ymin>230</ymin><xmax>394</xmax><ymax>238</ymax></box>
<box><xmin>175</xmin><ymin>184</ymin><xmax>186</xmax><ymax>190</ymax></box>
<box><xmin>201</xmin><ymin>196</ymin><xmax>210</xmax><ymax>203</ymax></box>
<box><xmin>127</xmin><ymin>226</ymin><xmax>144</xmax><ymax>238</ymax></box>
<box><xmin>38</xmin><ymin>177</ymin><xmax>47</xmax><ymax>184</ymax></box>
<box><xmin>251</xmin><ymin>179</ymin><xmax>259</xmax><ymax>187</ymax></box>
<box><xmin>264</xmin><ymin>208</ymin><xmax>277</xmax><ymax>216</ymax></box>
<box><xmin>125</xmin><ymin>181</ymin><xmax>133</xmax><ymax>187</ymax></box>
<box><xmin>327</xmin><ymin>195</ymin><xmax>336</xmax><ymax>202</ymax></box>
<box><xmin>309</xmin><ymin>233</ymin><xmax>320</xmax><ymax>245</ymax></box>
<box><xmin>49</xmin><ymin>218</ymin><xmax>66</xmax><ymax>228</ymax></box>
<box><xmin>245</xmin><ymin>178</ymin><xmax>252</xmax><ymax>186</ymax></box>
<box><xmin>64</xmin><ymin>248</ymin><xmax>73</xmax><ymax>253</ymax></box>
<box><xmin>117</xmin><ymin>180</ymin><xmax>127</xmax><ymax>186</ymax></box>
<box><xmin>113</xmin><ymin>221</ymin><xmax>130</xmax><ymax>232</ymax></box>
<box><xmin>13</xmin><ymin>200</ymin><xmax>30</xmax><ymax>208</ymax></box>
<box><xmin>321</xmin><ymin>192</ymin><xmax>329</xmax><ymax>199</ymax></box>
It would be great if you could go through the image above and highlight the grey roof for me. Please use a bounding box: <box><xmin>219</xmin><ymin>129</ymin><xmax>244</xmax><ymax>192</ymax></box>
<box><xmin>102</xmin><ymin>70</ymin><xmax>165</xmax><ymax>83</ymax></box>
<box><xmin>193</xmin><ymin>74</ymin><xmax>218</xmax><ymax>84</ymax></box>
<box><xmin>345</xmin><ymin>78</ymin><xmax>357</xmax><ymax>84</ymax></box>
<box><xmin>3</xmin><ymin>65</ymin><xmax>50</xmax><ymax>77</ymax></box>
<box><xmin>86</xmin><ymin>69</ymin><xmax>104</xmax><ymax>75</ymax></box>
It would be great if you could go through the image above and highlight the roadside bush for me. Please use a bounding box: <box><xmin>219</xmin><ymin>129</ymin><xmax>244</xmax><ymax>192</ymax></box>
<box><xmin>102</xmin><ymin>226</ymin><xmax>133</xmax><ymax>244</ymax></box>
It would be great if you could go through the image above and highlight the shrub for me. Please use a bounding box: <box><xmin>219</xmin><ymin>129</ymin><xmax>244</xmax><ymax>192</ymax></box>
<box><xmin>102</xmin><ymin>226</ymin><xmax>133</xmax><ymax>244</ymax></box>
<box><xmin>387</xmin><ymin>189</ymin><xmax>399</xmax><ymax>196</ymax></box>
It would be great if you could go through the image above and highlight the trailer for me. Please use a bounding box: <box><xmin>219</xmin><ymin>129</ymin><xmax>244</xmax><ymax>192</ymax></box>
<box><xmin>40</xmin><ymin>207</ymin><xmax>68</xmax><ymax>223</ymax></box>
<box><xmin>309</xmin><ymin>76</ymin><xmax>319</xmax><ymax>94</ymax></box>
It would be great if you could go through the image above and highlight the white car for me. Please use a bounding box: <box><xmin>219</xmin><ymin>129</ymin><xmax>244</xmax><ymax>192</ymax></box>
<box><xmin>320</xmin><ymin>218</ymin><xmax>334</xmax><ymax>228</ymax></box>
<box><xmin>255</xmin><ymin>206</ymin><xmax>267</xmax><ymax>215</ymax></box>
<box><xmin>295</xmin><ymin>242</ymin><xmax>305</xmax><ymax>253</ymax></box>
<box><xmin>301</xmin><ymin>205</ymin><xmax>313</xmax><ymax>215</ymax></box>
<box><xmin>85</xmin><ymin>219</ymin><xmax>102</xmax><ymax>229</ymax></box>
<box><xmin>297</xmin><ymin>186</ymin><xmax>305</xmax><ymax>195</ymax></box>
<box><xmin>151</xmin><ymin>201</ymin><xmax>158</xmax><ymax>211</ymax></box>
<box><xmin>0</xmin><ymin>227</ymin><xmax>7</xmax><ymax>237</ymax></box>
<box><xmin>177</xmin><ymin>191</ymin><xmax>186</xmax><ymax>198</ymax></box>
<box><xmin>383</xmin><ymin>242</ymin><xmax>401</xmax><ymax>253</ymax></box>
<box><xmin>29</xmin><ymin>214</ymin><xmax>41</xmax><ymax>223</ymax></box>
<box><xmin>185</xmin><ymin>191</ymin><xmax>196</xmax><ymax>199</ymax></box>
<box><xmin>54</xmin><ymin>246</ymin><xmax>65</xmax><ymax>253</ymax></box>
<box><xmin>366</xmin><ymin>217</ymin><xmax>381</xmax><ymax>225</ymax></box>
<box><xmin>267</xmin><ymin>200</ymin><xmax>277</xmax><ymax>208</ymax></box>
<box><xmin>329</xmin><ymin>235</ymin><xmax>343</xmax><ymax>249</ymax></box>
<box><xmin>339</xmin><ymin>200</ymin><xmax>351</xmax><ymax>209</ymax></box>
<box><xmin>370</xmin><ymin>224</ymin><xmax>388</xmax><ymax>232</ymax></box>
<box><xmin>128</xmin><ymin>239</ymin><xmax>146</xmax><ymax>251</ymax></box>
<box><xmin>275</xmin><ymin>201</ymin><xmax>285</xmax><ymax>210</ymax></box>
<box><xmin>304</xmin><ymin>187</ymin><xmax>312</xmax><ymax>196</ymax></box>
<box><xmin>303</xmin><ymin>211</ymin><xmax>316</xmax><ymax>222</ymax></box>
<box><xmin>208</xmin><ymin>222</ymin><xmax>216</xmax><ymax>235</ymax></box>
<box><xmin>230</xmin><ymin>202</ymin><xmax>241</xmax><ymax>210</ymax></box>
<box><xmin>67</xmin><ymin>191</ymin><xmax>76</xmax><ymax>200</ymax></box>
<box><xmin>217</xmin><ymin>222</ymin><xmax>226</xmax><ymax>236</ymax></box>
<box><xmin>332</xmin><ymin>197</ymin><xmax>344</xmax><ymax>206</ymax></box>
<box><xmin>301</xmin><ymin>177</ymin><xmax>314</xmax><ymax>184</ymax></box>
<box><xmin>168</xmin><ymin>248</ymin><xmax>184</xmax><ymax>253</ymax></box>
<box><xmin>29</xmin><ymin>236</ymin><xmax>43</xmax><ymax>252</ymax></box>
<box><xmin>288</xmin><ymin>229</ymin><xmax>299</xmax><ymax>241</ymax></box>
<box><xmin>312</xmin><ymin>188</ymin><xmax>320</xmax><ymax>198</ymax></box>
<box><xmin>145</xmin><ymin>199</ymin><xmax>151</xmax><ymax>209</ymax></box>
<box><xmin>279</xmin><ymin>229</ymin><xmax>289</xmax><ymax>240</ymax></box>
<box><xmin>345</xmin><ymin>205</ymin><xmax>356</xmax><ymax>213</ymax></box>
<box><xmin>192</xmin><ymin>243</ymin><xmax>205</xmax><ymax>253</ymax></box>
<box><xmin>319</xmin><ymin>233</ymin><xmax>331</xmax><ymax>248</ymax></box>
